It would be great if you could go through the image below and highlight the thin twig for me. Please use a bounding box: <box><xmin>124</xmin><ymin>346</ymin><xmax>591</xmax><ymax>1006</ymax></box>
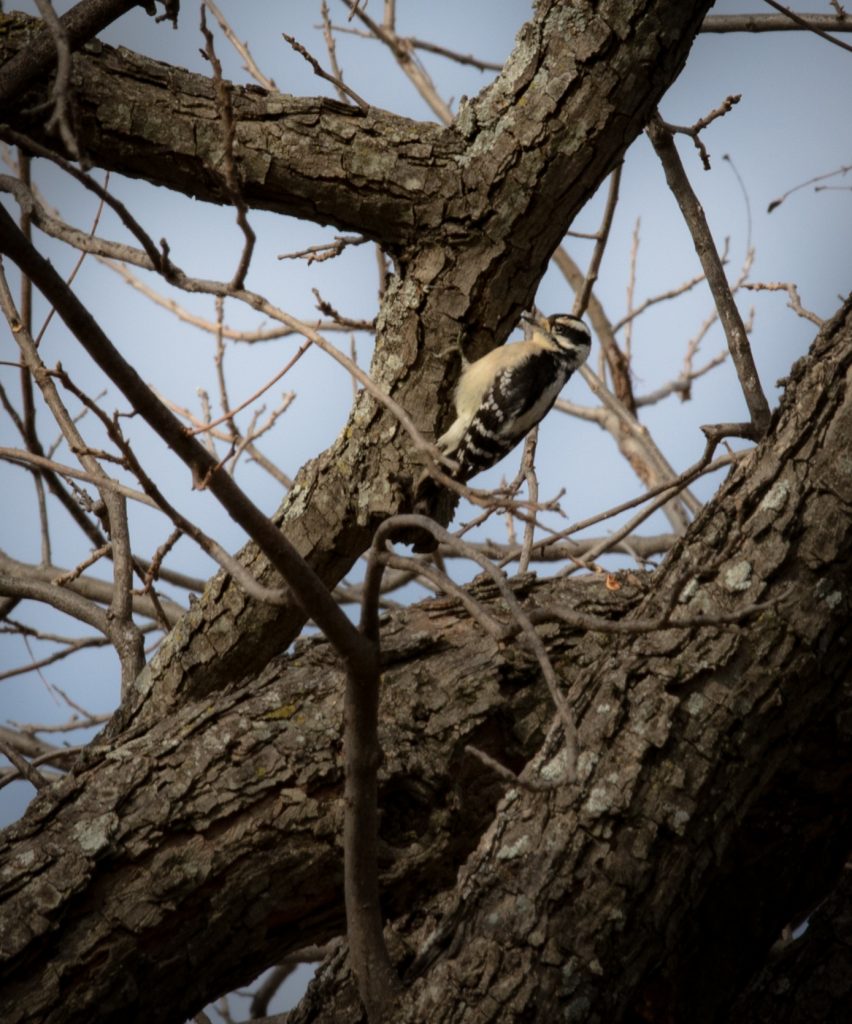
<box><xmin>381</xmin><ymin>552</ymin><xmax>505</xmax><ymax>639</ymax></box>
<box><xmin>0</xmin><ymin>264</ymin><xmax>145</xmax><ymax>687</ymax></box>
<box><xmin>282</xmin><ymin>32</ymin><xmax>370</xmax><ymax>110</ymax></box>
<box><xmin>201</xmin><ymin>0</ymin><xmax>276</xmax><ymax>91</ymax></box>
<box><xmin>200</xmin><ymin>9</ymin><xmax>256</xmax><ymax>289</ymax></box>
<box><xmin>657</xmin><ymin>95</ymin><xmax>741</xmax><ymax>171</ymax></box>
<box><xmin>0</xmin><ymin>739</ymin><xmax>48</xmax><ymax>790</ymax></box>
<box><xmin>278</xmin><ymin>234</ymin><xmax>368</xmax><ymax>263</ymax></box>
<box><xmin>0</xmin><ymin>634</ymin><xmax>108</xmax><ymax>683</ymax></box>
<box><xmin>100</xmin><ymin>259</ymin><xmax>366</xmax><ymax>340</ymax></box>
<box><xmin>518</xmin><ymin>430</ymin><xmax>539</xmax><ymax>575</ymax></box>
<box><xmin>742</xmin><ymin>281</ymin><xmax>823</xmax><ymax>326</ymax></box>
<box><xmin>755</xmin><ymin>1</ymin><xmax>852</xmax><ymax>53</ymax></box>
<box><xmin>574</xmin><ymin>163</ymin><xmax>622</xmax><ymax>316</ymax></box>
<box><xmin>31</xmin><ymin>0</ymin><xmax>82</xmax><ymax>161</ymax></box>
<box><xmin>507</xmin><ymin>451</ymin><xmax>737</xmax><ymax>571</ymax></box>
<box><xmin>368</xmin><ymin>516</ymin><xmax>581</xmax><ymax>778</ymax></box>
<box><xmin>767</xmin><ymin>163</ymin><xmax>852</xmax><ymax>213</ymax></box>
<box><xmin>444</xmin><ymin>532</ymin><xmax>675</xmax><ymax>567</ymax></box>
<box><xmin>319</xmin><ymin>0</ymin><xmax>352</xmax><ymax>106</ymax></box>
<box><xmin>346</xmin><ymin>2</ymin><xmax>453</xmax><ymax>123</ymax></box>
<box><xmin>188</xmin><ymin>339</ymin><xmax>311</xmax><ymax>436</ymax></box>
<box><xmin>0</xmin><ymin>201</ymin><xmax>375</xmax><ymax>693</ymax></box>
<box><xmin>405</xmin><ymin>35</ymin><xmax>502</xmax><ymax>72</ymax></box>
<box><xmin>52</xmin><ymin>369</ymin><xmax>290</xmax><ymax>608</ymax></box>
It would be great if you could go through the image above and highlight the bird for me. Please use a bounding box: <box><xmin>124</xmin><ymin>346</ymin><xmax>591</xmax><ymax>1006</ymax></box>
<box><xmin>434</xmin><ymin>312</ymin><xmax>592</xmax><ymax>484</ymax></box>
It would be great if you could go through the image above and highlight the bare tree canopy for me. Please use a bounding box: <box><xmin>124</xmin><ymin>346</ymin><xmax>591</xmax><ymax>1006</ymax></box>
<box><xmin>0</xmin><ymin>1</ymin><xmax>850</xmax><ymax>1022</ymax></box>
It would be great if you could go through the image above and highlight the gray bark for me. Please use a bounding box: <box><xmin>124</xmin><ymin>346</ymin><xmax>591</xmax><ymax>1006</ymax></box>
<box><xmin>0</xmin><ymin>301</ymin><xmax>849</xmax><ymax>1022</ymax></box>
<box><xmin>285</xmin><ymin>299</ymin><xmax>852</xmax><ymax>1022</ymax></box>
<box><xmin>1</xmin><ymin>1</ymin><xmax>715</xmax><ymax>733</ymax></box>
<box><xmin>0</xmin><ymin>576</ymin><xmax>638</xmax><ymax>1023</ymax></box>
<box><xmin>4</xmin><ymin>4</ymin><xmax>848</xmax><ymax>1023</ymax></box>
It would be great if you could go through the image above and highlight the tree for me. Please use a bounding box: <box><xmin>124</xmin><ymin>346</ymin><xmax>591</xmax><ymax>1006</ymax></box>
<box><xmin>0</xmin><ymin>2</ymin><xmax>850</xmax><ymax>1022</ymax></box>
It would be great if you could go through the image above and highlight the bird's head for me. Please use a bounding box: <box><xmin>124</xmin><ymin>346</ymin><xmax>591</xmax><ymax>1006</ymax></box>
<box><xmin>522</xmin><ymin>312</ymin><xmax>592</xmax><ymax>368</ymax></box>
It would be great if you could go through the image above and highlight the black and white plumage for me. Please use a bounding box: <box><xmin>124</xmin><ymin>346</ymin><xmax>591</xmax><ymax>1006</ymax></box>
<box><xmin>437</xmin><ymin>313</ymin><xmax>592</xmax><ymax>482</ymax></box>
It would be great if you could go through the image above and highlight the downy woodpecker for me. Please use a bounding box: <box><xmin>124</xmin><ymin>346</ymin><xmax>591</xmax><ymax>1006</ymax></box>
<box><xmin>436</xmin><ymin>313</ymin><xmax>592</xmax><ymax>482</ymax></box>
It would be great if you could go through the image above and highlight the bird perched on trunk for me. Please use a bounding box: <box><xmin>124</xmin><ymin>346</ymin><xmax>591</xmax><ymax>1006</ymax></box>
<box><xmin>407</xmin><ymin>313</ymin><xmax>591</xmax><ymax>550</ymax></box>
<box><xmin>435</xmin><ymin>312</ymin><xmax>592</xmax><ymax>483</ymax></box>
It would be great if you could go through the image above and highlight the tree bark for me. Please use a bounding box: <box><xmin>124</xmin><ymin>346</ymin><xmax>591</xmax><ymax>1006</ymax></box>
<box><xmin>287</xmin><ymin>298</ymin><xmax>852</xmax><ymax>1023</ymax></box>
<box><xmin>1</xmin><ymin>299</ymin><xmax>850</xmax><ymax>1023</ymax></box>
<box><xmin>9</xmin><ymin>5</ymin><xmax>848</xmax><ymax>1023</ymax></box>
<box><xmin>1</xmin><ymin>1</ymin><xmax>715</xmax><ymax>733</ymax></box>
<box><xmin>0</xmin><ymin>575</ymin><xmax>638</xmax><ymax>1024</ymax></box>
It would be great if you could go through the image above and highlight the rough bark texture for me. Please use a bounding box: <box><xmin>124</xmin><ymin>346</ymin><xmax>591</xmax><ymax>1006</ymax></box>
<box><xmin>0</xmin><ymin>301</ymin><xmax>850</xmax><ymax>1022</ymax></box>
<box><xmin>1</xmin><ymin>1</ymin><xmax>714</xmax><ymax>735</ymax></box>
<box><xmin>4</xmin><ymin>4</ymin><xmax>850</xmax><ymax>1023</ymax></box>
<box><xmin>0</xmin><ymin>575</ymin><xmax>637</xmax><ymax>1024</ymax></box>
<box><xmin>286</xmin><ymin>299</ymin><xmax>852</xmax><ymax>1023</ymax></box>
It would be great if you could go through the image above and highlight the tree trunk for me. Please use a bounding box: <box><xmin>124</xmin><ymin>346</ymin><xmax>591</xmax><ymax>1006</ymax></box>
<box><xmin>1</xmin><ymin>1</ymin><xmax>715</xmax><ymax>733</ymax></box>
<box><xmin>1</xmin><ymin>299</ymin><xmax>850</xmax><ymax>1022</ymax></box>
<box><xmin>6</xmin><ymin>4</ymin><xmax>848</xmax><ymax>1022</ymax></box>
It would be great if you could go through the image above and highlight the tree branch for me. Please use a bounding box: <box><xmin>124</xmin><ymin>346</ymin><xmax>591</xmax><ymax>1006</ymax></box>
<box><xmin>0</xmin><ymin>0</ymin><xmax>141</xmax><ymax>104</ymax></box>
<box><xmin>0</xmin><ymin>203</ymin><xmax>372</xmax><ymax>674</ymax></box>
<box><xmin>647</xmin><ymin>112</ymin><xmax>772</xmax><ymax>438</ymax></box>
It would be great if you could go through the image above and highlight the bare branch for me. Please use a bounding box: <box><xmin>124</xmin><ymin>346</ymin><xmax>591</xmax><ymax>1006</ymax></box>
<box><xmin>0</xmin><ymin>0</ymin><xmax>139</xmax><ymax>105</ymax></box>
<box><xmin>0</xmin><ymin>568</ymin><xmax>111</xmax><ymax>635</ymax></box>
<box><xmin>405</xmin><ymin>35</ymin><xmax>502</xmax><ymax>72</ymax></box>
<box><xmin>447</xmin><ymin>533</ymin><xmax>676</xmax><ymax>568</ymax></box>
<box><xmin>201</xmin><ymin>0</ymin><xmax>276</xmax><ymax>91</ymax></box>
<box><xmin>346</xmin><ymin>2</ymin><xmax>454</xmax><ymax>124</ymax></box>
<box><xmin>31</xmin><ymin>0</ymin><xmax>81</xmax><ymax>160</ymax></box>
<box><xmin>0</xmin><ymin>738</ymin><xmax>48</xmax><ymax>790</ymax></box>
<box><xmin>200</xmin><ymin>8</ymin><xmax>256</xmax><ymax>290</ymax></box>
<box><xmin>381</xmin><ymin>551</ymin><xmax>506</xmax><ymax>639</ymax></box>
<box><xmin>635</xmin><ymin>350</ymin><xmax>728</xmax><ymax>407</ymax></box>
<box><xmin>767</xmin><ymin>163</ymin><xmax>852</xmax><ymax>213</ymax></box>
<box><xmin>742</xmin><ymin>281</ymin><xmax>824</xmax><ymax>326</ymax></box>
<box><xmin>518</xmin><ymin>430</ymin><xmax>539</xmax><ymax>575</ymax></box>
<box><xmin>573</xmin><ymin>163</ymin><xmax>622</xmax><ymax>317</ymax></box>
<box><xmin>576</xmin><ymin>364</ymin><xmax>701</xmax><ymax>524</ymax></box>
<box><xmin>0</xmin><ymin>261</ymin><xmax>145</xmax><ymax>686</ymax></box>
<box><xmin>657</xmin><ymin>94</ymin><xmax>741</xmax><ymax>171</ymax></box>
<box><xmin>647</xmin><ymin>112</ymin><xmax>771</xmax><ymax>439</ymax></box>
<box><xmin>282</xmin><ymin>32</ymin><xmax>370</xmax><ymax>111</ymax></box>
<box><xmin>0</xmin><ymin>632</ymin><xmax>107</xmax><ymax>683</ymax></box>
<box><xmin>612</xmin><ymin>267</ymin><xmax>709</xmax><ymax>334</ymax></box>
<box><xmin>279</xmin><ymin>234</ymin><xmax>369</xmax><ymax>264</ymax></box>
<box><xmin>508</xmin><ymin>451</ymin><xmax>738</xmax><ymax>574</ymax></box>
<box><xmin>0</xmin><ymin>548</ymin><xmax>182</xmax><ymax>625</ymax></box>
<box><xmin>187</xmin><ymin>340</ymin><xmax>308</xmax><ymax>438</ymax></box>
<box><xmin>52</xmin><ymin>373</ymin><xmax>290</xmax><ymax>609</ymax></box>
<box><xmin>369</xmin><ymin>516</ymin><xmax>580</xmax><ymax>778</ymax></box>
<box><xmin>552</xmin><ymin>244</ymin><xmax>637</xmax><ymax>413</ymax></box>
<box><xmin>102</xmin><ymin>260</ymin><xmax>362</xmax><ymax>342</ymax></box>
<box><xmin>0</xmin><ymin>201</ymin><xmax>374</xmax><ymax>683</ymax></box>
<box><xmin>319</xmin><ymin>0</ymin><xmax>354</xmax><ymax>106</ymax></box>
<box><xmin>702</xmin><ymin>13</ymin><xmax>852</xmax><ymax>34</ymax></box>
<box><xmin>753</xmin><ymin>1</ymin><xmax>852</xmax><ymax>53</ymax></box>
